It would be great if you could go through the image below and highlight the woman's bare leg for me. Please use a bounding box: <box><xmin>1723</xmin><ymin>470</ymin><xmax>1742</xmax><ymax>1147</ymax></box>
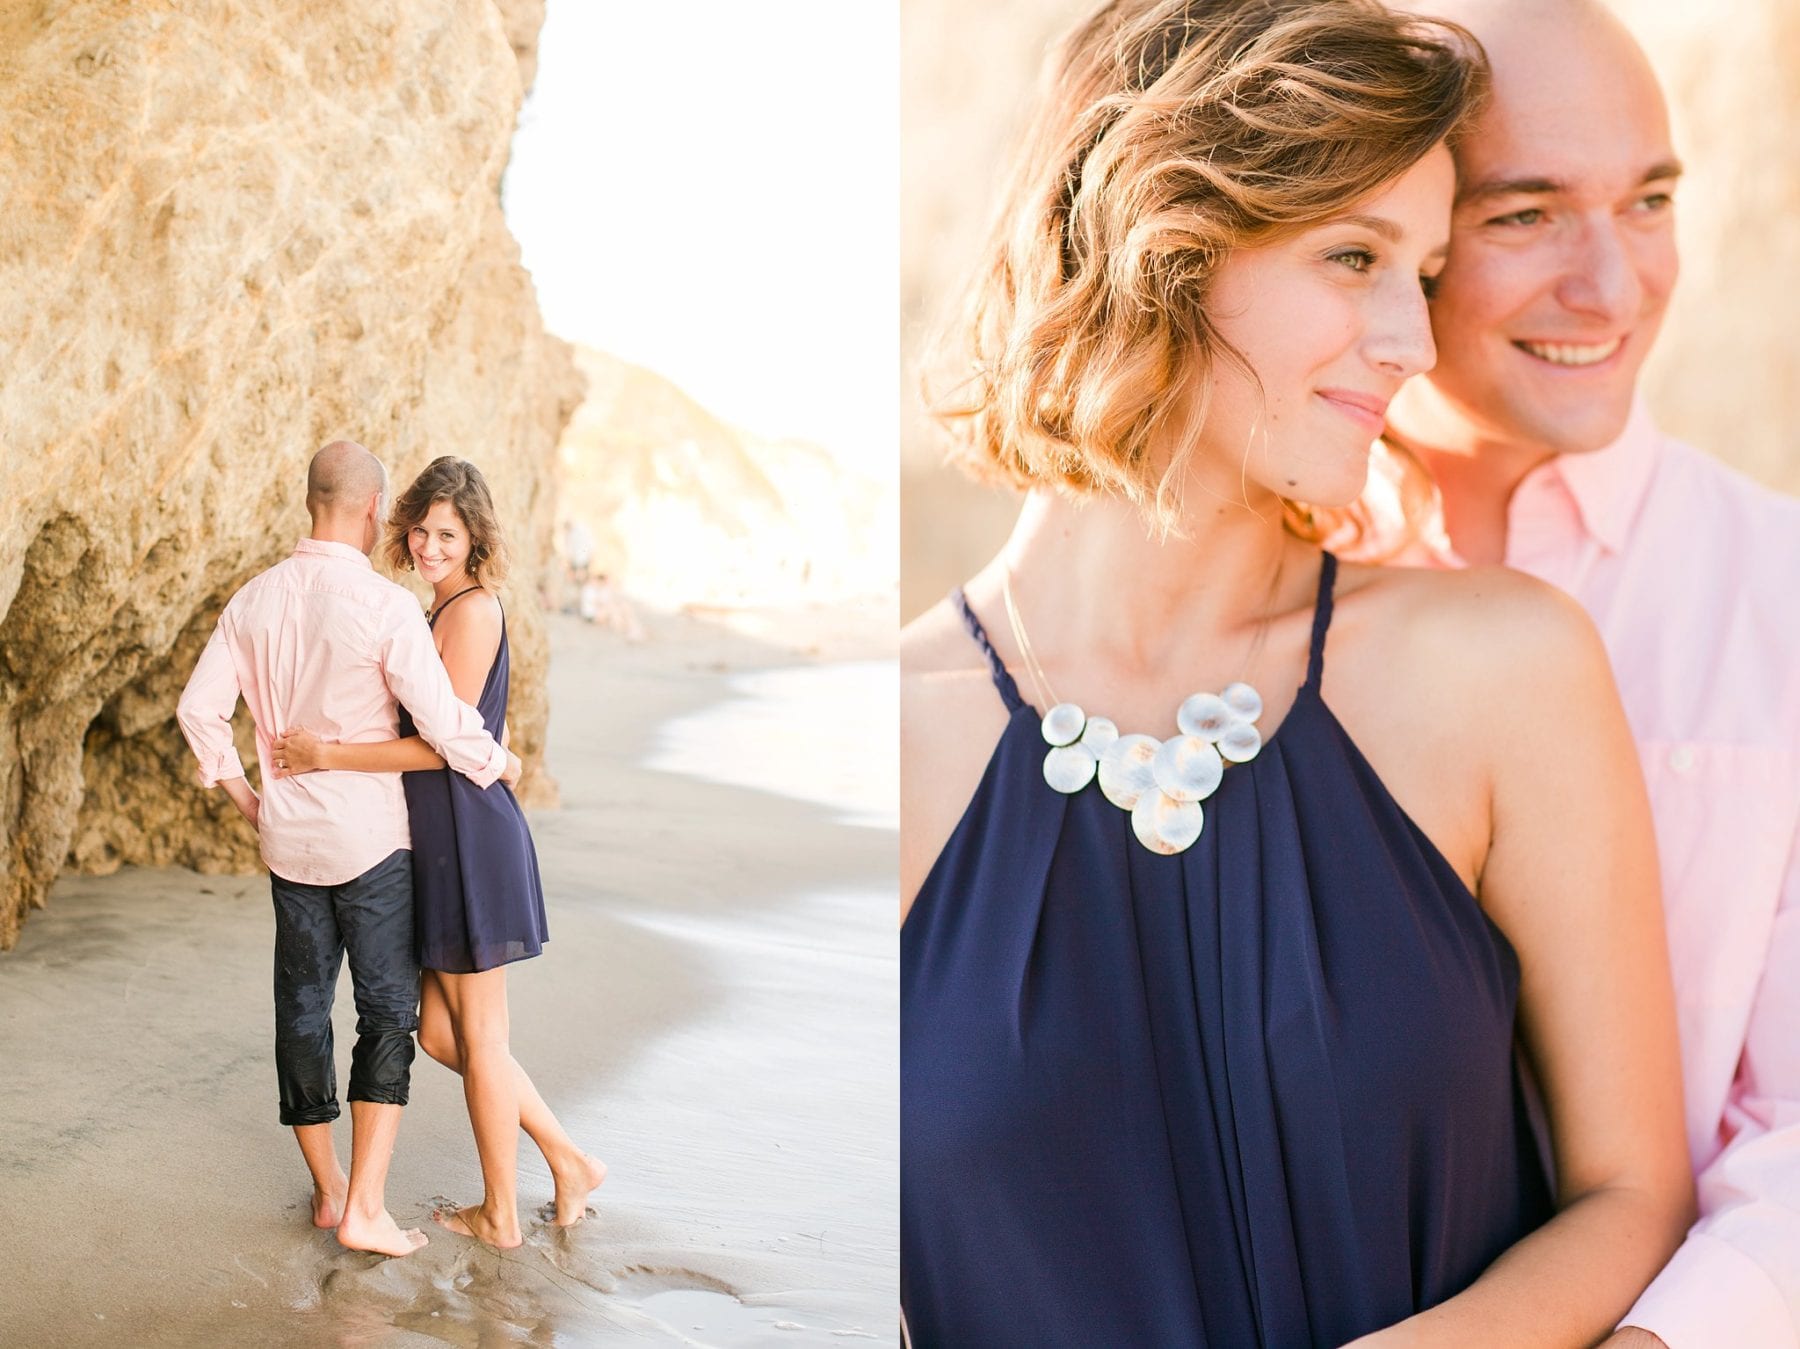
<box><xmin>422</xmin><ymin>969</ymin><xmax>606</xmax><ymax>1238</ymax></box>
<box><xmin>431</xmin><ymin>967</ymin><xmax>522</xmax><ymax>1246</ymax></box>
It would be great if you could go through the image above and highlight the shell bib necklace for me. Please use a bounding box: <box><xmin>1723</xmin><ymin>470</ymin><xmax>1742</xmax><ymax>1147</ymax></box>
<box><xmin>1001</xmin><ymin>559</ymin><xmax>1279</xmax><ymax>855</ymax></box>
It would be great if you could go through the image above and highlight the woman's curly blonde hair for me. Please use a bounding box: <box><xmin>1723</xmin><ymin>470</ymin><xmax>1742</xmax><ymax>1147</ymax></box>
<box><xmin>926</xmin><ymin>0</ymin><xmax>1486</xmax><ymax>550</ymax></box>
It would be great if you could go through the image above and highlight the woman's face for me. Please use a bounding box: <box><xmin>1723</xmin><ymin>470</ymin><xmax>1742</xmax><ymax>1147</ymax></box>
<box><xmin>1194</xmin><ymin>145</ymin><xmax>1456</xmax><ymax>508</ymax></box>
<box><xmin>409</xmin><ymin>499</ymin><xmax>474</xmax><ymax>586</ymax></box>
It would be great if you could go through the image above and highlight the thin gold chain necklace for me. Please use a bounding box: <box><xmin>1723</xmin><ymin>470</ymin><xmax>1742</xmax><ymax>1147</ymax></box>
<box><xmin>998</xmin><ymin>556</ymin><xmax>1281</xmax><ymax>855</ymax></box>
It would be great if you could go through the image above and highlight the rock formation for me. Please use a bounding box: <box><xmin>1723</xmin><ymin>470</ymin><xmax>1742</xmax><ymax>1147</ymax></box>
<box><xmin>900</xmin><ymin>0</ymin><xmax>1800</xmax><ymax>616</ymax></box>
<box><xmin>0</xmin><ymin>0</ymin><xmax>582</xmax><ymax>949</ymax></box>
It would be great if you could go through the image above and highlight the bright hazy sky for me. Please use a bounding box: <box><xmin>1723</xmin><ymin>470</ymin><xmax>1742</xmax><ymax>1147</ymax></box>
<box><xmin>502</xmin><ymin>3</ymin><xmax>898</xmax><ymax>480</ymax></box>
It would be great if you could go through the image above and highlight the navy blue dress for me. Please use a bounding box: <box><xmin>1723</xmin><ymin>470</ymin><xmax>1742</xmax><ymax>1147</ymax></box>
<box><xmin>901</xmin><ymin>553</ymin><xmax>1552</xmax><ymax>1348</ymax></box>
<box><xmin>398</xmin><ymin>588</ymin><xmax>548</xmax><ymax>973</ymax></box>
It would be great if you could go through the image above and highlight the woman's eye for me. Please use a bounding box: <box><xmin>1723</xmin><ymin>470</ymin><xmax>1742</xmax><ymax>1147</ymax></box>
<box><xmin>1329</xmin><ymin>247</ymin><xmax>1376</xmax><ymax>273</ymax></box>
<box><xmin>1420</xmin><ymin>273</ymin><xmax>1441</xmax><ymax>300</ymax></box>
<box><xmin>1489</xmin><ymin>207</ymin><xmax>1545</xmax><ymax>227</ymax></box>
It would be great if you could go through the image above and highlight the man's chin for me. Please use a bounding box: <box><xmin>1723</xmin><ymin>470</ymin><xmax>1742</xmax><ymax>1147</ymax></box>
<box><xmin>1443</xmin><ymin>376</ymin><xmax>1635</xmax><ymax>458</ymax></box>
<box><xmin>1510</xmin><ymin>399</ymin><xmax>1635</xmax><ymax>457</ymax></box>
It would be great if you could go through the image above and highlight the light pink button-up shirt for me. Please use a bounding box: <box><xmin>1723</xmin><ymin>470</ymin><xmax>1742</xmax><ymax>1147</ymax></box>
<box><xmin>175</xmin><ymin>538</ymin><xmax>507</xmax><ymax>887</ymax></box>
<box><xmin>1401</xmin><ymin>405</ymin><xmax>1800</xmax><ymax>1347</ymax></box>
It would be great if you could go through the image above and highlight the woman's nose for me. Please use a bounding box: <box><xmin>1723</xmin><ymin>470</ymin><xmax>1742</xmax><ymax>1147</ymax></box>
<box><xmin>1365</xmin><ymin>278</ymin><xmax>1438</xmax><ymax>379</ymax></box>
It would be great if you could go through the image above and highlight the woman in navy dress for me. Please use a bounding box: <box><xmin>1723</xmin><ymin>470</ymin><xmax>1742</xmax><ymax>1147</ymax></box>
<box><xmin>901</xmin><ymin>2</ymin><xmax>1692</xmax><ymax>1344</ymax></box>
<box><xmin>277</xmin><ymin>457</ymin><xmax>605</xmax><ymax>1248</ymax></box>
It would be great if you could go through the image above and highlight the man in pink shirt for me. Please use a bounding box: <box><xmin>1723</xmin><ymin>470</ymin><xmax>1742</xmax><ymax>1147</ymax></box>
<box><xmin>176</xmin><ymin>441</ymin><xmax>519</xmax><ymax>1258</ymax></box>
<box><xmin>1386</xmin><ymin>2</ymin><xmax>1800</xmax><ymax>1344</ymax></box>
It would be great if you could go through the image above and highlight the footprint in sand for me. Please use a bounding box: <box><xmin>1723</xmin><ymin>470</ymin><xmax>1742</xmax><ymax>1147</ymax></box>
<box><xmin>612</xmin><ymin>1270</ymin><xmax>796</xmax><ymax>1348</ymax></box>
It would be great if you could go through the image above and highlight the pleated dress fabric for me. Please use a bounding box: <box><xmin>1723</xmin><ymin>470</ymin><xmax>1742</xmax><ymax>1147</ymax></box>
<box><xmin>900</xmin><ymin>553</ymin><xmax>1554</xmax><ymax>1348</ymax></box>
<box><xmin>398</xmin><ymin>589</ymin><xmax>549</xmax><ymax>974</ymax></box>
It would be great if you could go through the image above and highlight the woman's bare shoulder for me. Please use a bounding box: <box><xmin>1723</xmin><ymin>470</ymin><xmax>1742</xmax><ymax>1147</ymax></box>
<box><xmin>901</xmin><ymin>592</ymin><xmax>1015</xmax><ymax>919</ymax></box>
<box><xmin>431</xmin><ymin>588</ymin><xmax>503</xmax><ymax>665</ymax></box>
<box><xmin>902</xmin><ymin>590</ymin><xmax>1017</xmax><ymax>735</ymax></box>
<box><xmin>434</xmin><ymin>587</ymin><xmax>503</xmax><ymax>631</ymax></box>
<box><xmin>902</xmin><ymin>594</ymin><xmax>985</xmax><ymax>676</ymax></box>
<box><xmin>1337</xmin><ymin>562</ymin><xmax>1609</xmax><ymax>696</ymax></box>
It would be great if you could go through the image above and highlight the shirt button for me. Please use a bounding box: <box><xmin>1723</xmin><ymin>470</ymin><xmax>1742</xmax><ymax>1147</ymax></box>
<box><xmin>1669</xmin><ymin>745</ymin><xmax>1697</xmax><ymax>774</ymax></box>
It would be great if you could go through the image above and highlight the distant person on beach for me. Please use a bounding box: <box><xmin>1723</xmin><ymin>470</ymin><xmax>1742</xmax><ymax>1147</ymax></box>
<box><xmin>273</xmin><ymin>456</ymin><xmax>606</xmax><ymax>1249</ymax></box>
<box><xmin>1374</xmin><ymin>2</ymin><xmax>1800</xmax><ymax>1342</ymax></box>
<box><xmin>580</xmin><ymin>571</ymin><xmax>646</xmax><ymax>641</ymax></box>
<box><xmin>176</xmin><ymin>440</ymin><xmax>519</xmax><ymax>1258</ymax></box>
<box><xmin>562</xmin><ymin>517</ymin><xmax>593</xmax><ymax>577</ymax></box>
<box><xmin>561</xmin><ymin>517</ymin><xmax>593</xmax><ymax>614</ymax></box>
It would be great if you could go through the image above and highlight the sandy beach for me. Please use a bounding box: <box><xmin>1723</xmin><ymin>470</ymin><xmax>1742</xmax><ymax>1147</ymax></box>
<box><xmin>1</xmin><ymin>603</ymin><xmax>897</xmax><ymax>1347</ymax></box>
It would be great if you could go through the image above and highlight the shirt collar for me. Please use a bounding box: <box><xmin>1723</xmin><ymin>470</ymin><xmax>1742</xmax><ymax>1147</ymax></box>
<box><xmin>294</xmin><ymin>537</ymin><xmax>374</xmax><ymax>568</ymax></box>
<box><xmin>1532</xmin><ymin>397</ymin><xmax>1661</xmax><ymax>554</ymax></box>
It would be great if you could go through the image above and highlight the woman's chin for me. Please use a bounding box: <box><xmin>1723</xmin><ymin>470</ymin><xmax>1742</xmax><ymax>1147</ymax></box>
<box><xmin>1277</xmin><ymin>459</ymin><xmax>1373</xmax><ymax>513</ymax></box>
<box><xmin>1268</xmin><ymin>482</ymin><xmax>1363</xmax><ymax>514</ymax></box>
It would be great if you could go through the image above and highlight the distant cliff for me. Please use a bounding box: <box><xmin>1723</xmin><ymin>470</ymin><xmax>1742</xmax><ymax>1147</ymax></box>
<box><xmin>0</xmin><ymin>0</ymin><xmax>580</xmax><ymax>948</ymax></box>
<box><xmin>557</xmin><ymin>346</ymin><xmax>892</xmax><ymax>609</ymax></box>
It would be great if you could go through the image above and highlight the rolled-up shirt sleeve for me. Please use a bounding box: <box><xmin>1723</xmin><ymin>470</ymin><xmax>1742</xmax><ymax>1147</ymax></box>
<box><xmin>175</xmin><ymin>619</ymin><xmax>247</xmax><ymax>787</ymax></box>
<box><xmin>1625</xmin><ymin>819</ymin><xmax>1800</xmax><ymax>1349</ymax></box>
<box><xmin>377</xmin><ymin>600</ymin><xmax>506</xmax><ymax>788</ymax></box>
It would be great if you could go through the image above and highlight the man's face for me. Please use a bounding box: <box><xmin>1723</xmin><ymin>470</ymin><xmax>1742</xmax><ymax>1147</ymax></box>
<box><xmin>1413</xmin><ymin>15</ymin><xmax>1680</xmax><ymax>457</ymax></box>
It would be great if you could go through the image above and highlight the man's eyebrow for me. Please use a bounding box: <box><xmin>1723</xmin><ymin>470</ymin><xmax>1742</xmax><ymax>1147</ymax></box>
<box><xmin>1458</xmin><ymin>160</ymin><xmax>1686</xmax><ymax>206</ymax></box>
<box><xmin>1457</xmin><ymin>175</ymin><xmax>1563</xmax><ymax>205</ymax></box>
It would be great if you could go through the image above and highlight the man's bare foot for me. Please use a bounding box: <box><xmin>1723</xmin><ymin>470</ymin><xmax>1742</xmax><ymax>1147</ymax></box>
<box><xmin>311</xmin><ymin>1178</ymin><xmax>349</xmax><ymax>1229</ymax></box>
<box><xmin>551</xmin><ymin>1153</ymin><xmax>608</xmax><ymax>1226</ymax></box>
<box><xmin>336</xmin><ymin>1208</ymin><xmax>429</xmax><ymax>1257</ymax></box>
<box><xmin>433</xmin><ymin>1203</ymin><xmax>522</xmax><ymax>1249</ymax></box>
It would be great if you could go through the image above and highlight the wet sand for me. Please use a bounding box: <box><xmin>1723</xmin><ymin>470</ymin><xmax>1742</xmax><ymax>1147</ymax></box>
<box><xmin>0</xmin><ymin>601</ymin><xmax>897</xmax><ymax>1347</ymax></box>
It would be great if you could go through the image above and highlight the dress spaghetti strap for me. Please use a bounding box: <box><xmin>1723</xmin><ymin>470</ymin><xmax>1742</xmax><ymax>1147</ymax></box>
<box><xmin>951</xmin><ymin>587</ymin><xmax>1026</xmax><ymax>714</ymax></box>
<box><xmin>1305</xmin><ymin>552</ymin><xmax>1339</xmax><ymax>689</ymax></box>
<box><xmin>428</xmin><ymin>585</ymin><xmax>484</xmax><ymax>627</ymax></box>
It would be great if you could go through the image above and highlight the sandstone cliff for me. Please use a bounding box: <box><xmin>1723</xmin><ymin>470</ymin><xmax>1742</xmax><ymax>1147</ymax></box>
<box><xmin>0</xmin><ymin>0</ymin><xmax>581</xmax><ymax>948</ymax></box>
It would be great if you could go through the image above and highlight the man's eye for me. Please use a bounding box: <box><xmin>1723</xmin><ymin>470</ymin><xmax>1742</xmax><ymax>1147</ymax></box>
<box><xmin>1420</xmin><ymin>273</ymin><xmax>1441</xmax><ymax>300</ymax></box>
<box><xmin>1635</xmin><ymin>192</ymin><xmax>1674</xmax><ymax>213</ymax></box>
<box><xmin>1489</xmin><ymin>207</ymin><xmax>1545</xmax><ymax>227</ymax></box>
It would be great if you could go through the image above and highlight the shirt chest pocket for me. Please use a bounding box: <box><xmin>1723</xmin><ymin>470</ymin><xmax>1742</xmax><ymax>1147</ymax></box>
<box><xmin>1638</xmin><ymin>740</ymin><xmax>1796</xmax><ymax>1008</ymax></box>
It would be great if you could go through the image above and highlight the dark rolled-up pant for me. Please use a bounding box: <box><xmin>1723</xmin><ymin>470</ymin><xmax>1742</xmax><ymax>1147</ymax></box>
<box><xmin>269</xmin><ymin>848</ymin><xmax>419</xmax><ymax>1126</ymax></box>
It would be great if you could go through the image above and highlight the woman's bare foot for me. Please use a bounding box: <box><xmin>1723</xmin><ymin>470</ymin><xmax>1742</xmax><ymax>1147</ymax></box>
<box><xmin>550</xmin><ymin>1153</ymin><xmax>608</xmax><ymax>1226</ymax></box>
<box><xmin>336</xmin><ymin>1208</ymin><xmax>430</xmax><ymax>1257</ymax></box>
<box><xmin>311</xmin><ymin>1178</ymin><xmax>349</xmax><ymax>1229</ymax></box>
<box><xmin>433</xmin><ymin>1203</ymin><xmax>522</xmax><ymax>1249</ymax></box>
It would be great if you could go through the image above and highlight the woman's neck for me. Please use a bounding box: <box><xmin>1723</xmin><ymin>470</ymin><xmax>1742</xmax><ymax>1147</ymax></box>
<box><xmin>431</xmin><ymin>575</ymin><xmax>480</xmax><ymax>610</ymax></box>
<box><xmin>999</xmin><ymin>488</ymin><xmax>1305</xmax><ymax>681</ymax></box>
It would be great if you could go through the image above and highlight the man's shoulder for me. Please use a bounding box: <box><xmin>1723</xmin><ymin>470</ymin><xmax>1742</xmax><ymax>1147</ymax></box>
<box><xmin>222</xmin><ymin>552</ymin><xmax>301</xmax><ymax>617</ymax></box>
<box><xmin>229</xmin><ymin>551</ymin><xmax>420</xmax><ymax>628</ymax></box>
<box><xmin>360</xmin><ymin>569</ymin><xmax>424</xmax><ymax>610</ymax></box>
<box><xmin>1640</xmin><ymin>433</ymin><xmax>1800</xmax><ymax>722</ymax></box>
<box><xmin>1650</xmin><ymin>433</ymin><xmax>1800</xmax><ymax>554</ymax></box>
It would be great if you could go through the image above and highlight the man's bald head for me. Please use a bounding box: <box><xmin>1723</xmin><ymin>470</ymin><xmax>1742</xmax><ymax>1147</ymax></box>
<box><xmin>1402</xmin><ymin>0</ymin><xmax>1665</xmax><ymax>130</ymax></box>
<box><xmin>306</xmin><ymin>441</ymin><xmax>388</xmax><ymax>518</ymax></box>
<box><xmin>305</xmin><ymin>441</ymin><xmax>390</xmax><ymax>556</ymax></box>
